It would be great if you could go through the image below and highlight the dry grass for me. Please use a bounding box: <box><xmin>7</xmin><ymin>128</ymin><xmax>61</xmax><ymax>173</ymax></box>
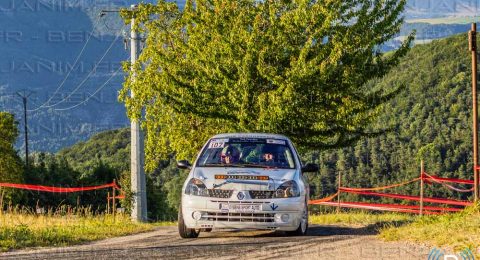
<box><xmin>310</xmin><ymin>211</ymin><xmax>413</xmax><ymax>227</ymax></box>
<box><xmin>379</xmin><ymin>204</ymin><xmax>480</xmax><ymax>257</ymax></box>
<box><xmin>0</xmin><ymin>207</ymin><xmax>174</xmax><ymax>252</ymax></box>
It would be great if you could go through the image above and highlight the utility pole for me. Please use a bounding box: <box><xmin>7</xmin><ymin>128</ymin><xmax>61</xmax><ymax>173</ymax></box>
<box><xmin>469</xmin><ymin>23</ymin><xmax>479</xmax><ymax>202</ymax></box>
<box><xmin>130</xmin><ymin>4</ymin><xmax>148</xmax><ymax>222</ymax></box>
<box><xmin>16</xmin><ymin>90</ymin><xmax>32</xmax><ymax>168</ymax></box>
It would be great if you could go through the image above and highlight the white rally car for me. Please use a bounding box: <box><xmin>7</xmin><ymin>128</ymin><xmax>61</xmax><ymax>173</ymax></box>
<box><xmin>177</xmin><ymin>133</ymin><xmax>319</xmax><ymax>238</ymax></box>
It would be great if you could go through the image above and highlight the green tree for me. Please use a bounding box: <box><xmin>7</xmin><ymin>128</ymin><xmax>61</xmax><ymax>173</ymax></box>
<box><xmin>120</xmin><ymin>0</ymin><xmax>414</xmax><ymax>171</ymax></box>
<box><xmin>0</xmin><ymin>112</ymin><xmax>24</xmax><ymax>203</ymax></box>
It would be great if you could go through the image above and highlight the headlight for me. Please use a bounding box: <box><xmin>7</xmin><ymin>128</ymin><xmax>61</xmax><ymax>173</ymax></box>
<box><xmin>185</xmin><ymin>178</ymin><xmax>209</xmax><ymax>197</ymax></box>
<box><xmin>274</xmin><ymin>180</ymin><xmax>300</xmax><ymax>198</ymax></box>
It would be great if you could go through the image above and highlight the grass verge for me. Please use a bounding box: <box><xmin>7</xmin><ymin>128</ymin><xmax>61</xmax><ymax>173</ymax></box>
<box><xmin>310</xmin><ymin>211</ymin><xmax>413</xmax><ymax>227</ymax></box>
<box><xmin>0</xmin><ymin>212</ymin><xmax>174</xmax><ymax>252</ymax></box>
<box><xmin>379</xmin><ymin>204</ymin><xmax>480</xmax><ymax>256</ymax></box>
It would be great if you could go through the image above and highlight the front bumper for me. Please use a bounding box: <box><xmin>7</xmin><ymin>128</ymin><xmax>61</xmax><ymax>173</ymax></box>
<box><xmin>182</xmin><ymin>195</ymin><xmax>305</xmax><ymax>231</ymax></box>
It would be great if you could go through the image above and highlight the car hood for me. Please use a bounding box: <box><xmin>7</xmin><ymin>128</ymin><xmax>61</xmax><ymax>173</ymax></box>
<box><xmin>192</xmin><ymin>167</ymin><xmax>298</xmax><ymax>190</ymax></box>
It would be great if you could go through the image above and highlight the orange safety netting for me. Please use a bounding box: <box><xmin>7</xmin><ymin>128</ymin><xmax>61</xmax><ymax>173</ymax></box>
<box><xmin>309</xmin><ymin>192</ymin><xmax>339</xmax><ymax>204</ymax></box>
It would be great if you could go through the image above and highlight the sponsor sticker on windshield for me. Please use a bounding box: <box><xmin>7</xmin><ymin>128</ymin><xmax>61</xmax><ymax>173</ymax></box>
<box><xmin>266</xmin><ymin>139</ymin><xmax>286</xmax><ymax>145</ymax></box>
<box><xmin>209</xmin><ymin>139</ymin><xmax>228</xmax><ymax>149</ymax></box>
<box><xmin>215</xmin><ymin>175</ymin><xmax>269</xmax><ymax>180</ymax></box>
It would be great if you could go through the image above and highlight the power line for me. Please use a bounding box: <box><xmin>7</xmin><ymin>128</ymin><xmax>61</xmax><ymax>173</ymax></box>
<box><xmin>0</xmin><ymin>93</ymin><xmax>16</xmax><ymax>111</ymax></box>
<box><xmin>16</xmin><ymin>90</ymin><xmax>33</xmax><ymax>168</ymax></box>
<box><xmin>54</xmin><ymin>63</ymin><xmax>125</xmax><ymax>111</ymax></box>
<box><xmin>102</xmin><ymin>16</ymin><xmax>125</xmax><ymax>32</ymax></box>
<box><xmin>29</xmin><ymin>15</ymin><xmax>102</xmax><ymax>112</ymax></box>
<box><xmin>31</xmin><ymin>29</ymin><xmax>125</xmax><ymax>111</ymax></box>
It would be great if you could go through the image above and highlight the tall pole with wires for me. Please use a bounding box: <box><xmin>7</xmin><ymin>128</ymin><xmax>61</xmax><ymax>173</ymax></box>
<box><xmin>470</xmin><ymin>23</ymin><xmax>479</xmax><ymax>202</ymax></box>
<box><xmin>130</xmin><ymin>5</ymin><xmax>147</xmax><ymax>222</ymax></box>
<box><xmin>16</xmin><ymin>90</ymin><xmax>32</xmax><ymax>167</ymax></box>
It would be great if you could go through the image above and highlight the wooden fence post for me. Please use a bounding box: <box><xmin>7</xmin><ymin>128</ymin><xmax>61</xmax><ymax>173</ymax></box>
<box><xmin>107</xmin><ymin>191</ymin><xmax>110</xmax><ymax>214</ymax></box>
<box><xmin>337</xmin><ymin>171</ymin><xmax>342</xmax><ymax>214</ymax></box>
<box><xmin>420</xmin><ymin>160</ymin><xmax>425</xmax><ymax>216</ymax></box>
<box><xmin>112</xmin><ymin>179</ymin><xmax>117</xmax><ymax>220</ymax></box>
<box><xmin>0</xmin><ymin>188</ymin><xmax>3</xmax><ymax>215</ymax></box>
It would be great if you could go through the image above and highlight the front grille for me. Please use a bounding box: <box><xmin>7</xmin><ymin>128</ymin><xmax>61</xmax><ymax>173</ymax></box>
<box><xmin>208</xmin><ymin>189</ymin><xmax>233</xmax><ymax>198</ymax></box>
<box><xmin>249</xmin><ymin>190</ymin><xmax>275</xmax><ymax>199</ymax></box>
<box><xmin>202</xmin><ymin>212</ymin><xmax>275</xmax><ymax>222</ymax></box>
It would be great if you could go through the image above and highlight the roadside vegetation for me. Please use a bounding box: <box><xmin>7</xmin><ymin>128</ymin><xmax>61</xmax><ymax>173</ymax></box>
<box><xmin>380</xmin><ymin>204</ymin><xmax>480</xmax><ymax>255</ymax></box>
<box><xmin>311</xmin><ymin>208</ymin><xmax>480</xmax><ymax>256</ymax></box>
<box><xmin>0</xmin><ymin>207</ymin><xmax>174</xmax><ymax>252</ymax></box>
<box><xmin>310</xmin><ymin>211</ymin><xmax>413</xmax><ymax>227</ymax></box>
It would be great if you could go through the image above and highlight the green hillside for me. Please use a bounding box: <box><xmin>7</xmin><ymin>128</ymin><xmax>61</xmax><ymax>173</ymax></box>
<box><xmin>57</xmin><ymin>128</ymin><xmax>182</xmax><ymax>221</ymax></box>
<box><xmin>58</xmin><ymin>128</ymin><xmax>130</xmax><ymax>174</ymax></box>
<box><xmin>306</xmin><ymin>33</ymin><xmax>475</xmax><ymax>203</ymax></box>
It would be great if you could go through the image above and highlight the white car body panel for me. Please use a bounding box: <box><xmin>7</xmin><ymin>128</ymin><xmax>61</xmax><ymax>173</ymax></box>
<box><xmin>180</xmin><ymin>133</ymin><xmax>309</xmax><ymax>231</ymax></box>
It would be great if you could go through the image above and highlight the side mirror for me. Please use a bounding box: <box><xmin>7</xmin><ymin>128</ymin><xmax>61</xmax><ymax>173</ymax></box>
<box><xmin>177</xmin><ymin>160</ymin><xmax>192</xmax><ymax>170</ymax></box>
<box><xmin>302</xmin><ymin>163</ymin><xmax>319</xmax><ymax>173</ymax></box>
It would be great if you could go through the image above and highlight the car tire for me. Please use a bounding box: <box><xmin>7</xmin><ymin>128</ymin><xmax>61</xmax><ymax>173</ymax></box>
<box><xmin>178</xmin><ymin>204</ymin><xmax>200</xmax><ymax>238</ymax></box>
<box><xmin>286</xmin><ymin>203</ymin><xmax>308</xmax><ymax>236</ymax></box>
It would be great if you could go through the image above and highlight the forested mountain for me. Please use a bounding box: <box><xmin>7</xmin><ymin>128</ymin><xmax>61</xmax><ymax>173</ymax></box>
<box><xmin>305</xmin><ymin>33</ymin><xmax>475</xmax><ymax>204</ymax></box>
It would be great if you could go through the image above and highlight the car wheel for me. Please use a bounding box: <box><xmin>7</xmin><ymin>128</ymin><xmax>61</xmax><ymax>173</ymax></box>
<box><xmin>286</xmin><ymin>203</ymin><xmax>308</xmax><ymax>236</ymax></box>
<box><xmin>178</xmin><ymin>204</ymin><xmax>200</xmax><ymax>238</ymax></box>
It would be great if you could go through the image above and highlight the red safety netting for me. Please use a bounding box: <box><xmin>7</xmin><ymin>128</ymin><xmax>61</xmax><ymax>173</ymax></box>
<box><xmin>423</xmin><ymin>173</ymin><xmax>474</xmax><ymax>185</ymax></box>
<box><xmin>423</xmin><ymin>172</ymin><xmax>474</xmax><ymax>193</ymax></box>
<box><xmin>310</xmin><ymin>171</ymin><xmax>476</xmax><ymax>215</ymax></box>
<box><xmin>315</xmin><ymin>201</ymin><xmax>442</xmax><ymax>215</ymax></box>
<box><xmin>340</xmin><ymin>188</ymin><xmax>472</xmax><ymax>206</ymax></box>
<box><xmin>0</xmin><ymin>182</ymin><xmax>120</xmax><ymax>193</ymax></box>
<box><xmin>310</xmin><ymin>200</ymin><xmax>462</xmax><ymax>212</ymax></box>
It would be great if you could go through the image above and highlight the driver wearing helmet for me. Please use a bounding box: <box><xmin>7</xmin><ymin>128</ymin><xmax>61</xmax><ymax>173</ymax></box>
<box><xmin>220</xmin><ymin>145</ymin><xmax>240</xmax><ymax>164</ymax></box>
<box><xmin>261</xmin><ymin>144</ymin><xmax>277</xmax><ymax>164</ymax></box>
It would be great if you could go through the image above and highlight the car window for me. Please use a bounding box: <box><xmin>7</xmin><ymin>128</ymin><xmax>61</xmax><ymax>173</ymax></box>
<box><xmin>197</xmin><ymin>138</ymin><xmax>295</xmax><ymax>169</ymax></box>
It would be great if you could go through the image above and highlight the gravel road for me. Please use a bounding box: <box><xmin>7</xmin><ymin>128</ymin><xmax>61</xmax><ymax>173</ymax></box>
<box><xmin>1</xmin><ymin>225</ymin><xmax>431</xmax><ymax>260</ymax></box>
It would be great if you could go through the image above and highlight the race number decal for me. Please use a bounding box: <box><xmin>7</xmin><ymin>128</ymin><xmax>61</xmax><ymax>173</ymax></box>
<box><xmin>266</xmin><ymin>139</ymin><xmax>286</xmax><ymax>145</ymax></box>
<box><xmin>209</xmin><ymin>139</ymin><xmax>228</xmax><ymax>149</ymax></box>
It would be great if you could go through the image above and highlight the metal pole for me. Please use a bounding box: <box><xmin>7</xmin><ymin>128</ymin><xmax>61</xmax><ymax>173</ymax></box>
<box><xmin>22</xmin><ymin>96</ymin><xmax>28</xmax><ymax>167</ymax></box>
<box><xmin>337</xmin><ymin>171</ymin><xmax>342</xmax><ymax>213</ymax></box>
<box><xmin>130</xmin><ymin>4</ymin><xmax>148</xmax><ymax>222</ymax></box>
<box><xmin>420</xmin><ymin>160</ymin><xmax>424</xmax><ymax>216</ymax></box>
<box><xmin>16</xmin><ymin>91</ymin><xmax>31</xmax><ymax>167</ymax></box>
<box><xmin>470</xmin><ymin>23</ymin><xmax>479</xmax><ymax>202</ymax></box>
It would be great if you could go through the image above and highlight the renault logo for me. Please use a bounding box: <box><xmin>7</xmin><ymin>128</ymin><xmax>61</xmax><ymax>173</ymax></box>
<box><xmin>237</xmin><ymin>191</ymin><xmax>245</xmax><ymax>200</ymax></box>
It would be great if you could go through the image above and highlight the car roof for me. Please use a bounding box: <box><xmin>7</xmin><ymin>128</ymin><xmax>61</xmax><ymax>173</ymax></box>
<box><xmin>211</xmin><ymin>133</ymin><xmax>290</xmax><ymax>141</ymax></box>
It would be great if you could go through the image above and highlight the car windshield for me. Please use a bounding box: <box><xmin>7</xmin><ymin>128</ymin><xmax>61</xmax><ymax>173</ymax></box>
<box><xmin>196</xmin><ymin>138</ymin><xmax>296</xmax><ymax>169</ymax></box>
